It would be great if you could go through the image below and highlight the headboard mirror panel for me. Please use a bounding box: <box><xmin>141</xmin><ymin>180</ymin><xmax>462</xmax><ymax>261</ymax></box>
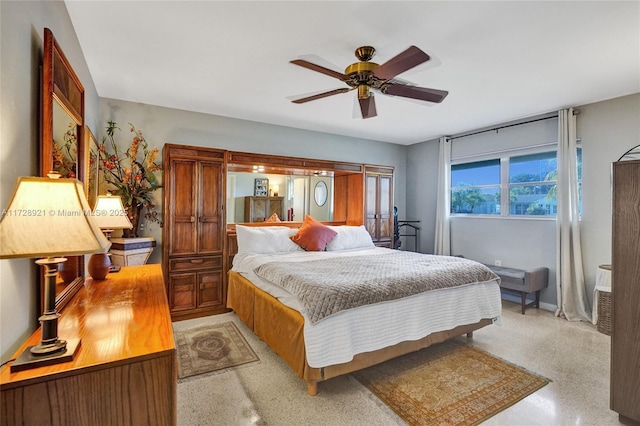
<box><xmin>226</xmin><ymin>151</ymin><xmax>365</xmax><ymax>226</ymax></box>
<box><xmin>41</xmin><ymin>28</ymin><xmax>87</xmax><ymax>313</ymax></box>
<box><xmin>227</xmin><ymin>171</ymin><xmax>334</xmax><ymax>223</ymax></box>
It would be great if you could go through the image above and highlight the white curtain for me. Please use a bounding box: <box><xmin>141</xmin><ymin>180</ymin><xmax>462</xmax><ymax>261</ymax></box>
<box><xmin>434</xmin><ymin>137</ymin><xmax>451</xmax><ymax>255</ymax></box>
<box><xmin>555</xmin><ymin>108</ymin><xmax>591</xmax><ymax>321</ymax></box>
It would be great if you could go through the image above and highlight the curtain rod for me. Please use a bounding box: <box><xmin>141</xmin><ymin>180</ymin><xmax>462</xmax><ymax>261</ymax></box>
<box><xmin>447</xmin><ymin>109</ymin><xmax>579</xmax><ymax>141</ymax></box>
<box><xmin>452</xmin><ymin>142</ymin><xmax>558</xmax><ymax>162</ymax></box>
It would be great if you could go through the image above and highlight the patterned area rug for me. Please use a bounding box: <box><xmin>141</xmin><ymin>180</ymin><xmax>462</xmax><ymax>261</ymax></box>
<box><xmin>352</xmin><ymin>341</ymin><xmax>549</xmax><ymax>426</ymax></box>
<box><xmin>175</xmin><ymin>322</ymin><xmax>259</xmax><ymax>380</ymax></box>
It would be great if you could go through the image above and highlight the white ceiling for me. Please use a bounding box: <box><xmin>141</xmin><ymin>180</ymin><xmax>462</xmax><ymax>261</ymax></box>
<box><xmin>64</xmin><ymin>1</ymin><xmax>640</xmax><ymax>145</ymax></box>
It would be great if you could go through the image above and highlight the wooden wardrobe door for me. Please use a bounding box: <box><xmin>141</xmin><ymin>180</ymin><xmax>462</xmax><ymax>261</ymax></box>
<box><xmin>365</xmin><ymin>174</ymin><xmax>378</xmax><ymax>239</ymax></box>
<box><xmin>378</xmin><ymin>174</ymin><xmax>393</xmax><ymax>242</ymax></box>
<box><xmin>198</xmin><ymin>161</ymin><xmax>224</xmax><ymax>254</ymax></box>
<box><xmin>364</xmin><ymin>166</ymin><xmax>394</xmax><ymax>247</ymax></box>
<box><xmin>168</xmin><ymin>158</ymin><xmax>197</xmax><ymax>256</ymax></box>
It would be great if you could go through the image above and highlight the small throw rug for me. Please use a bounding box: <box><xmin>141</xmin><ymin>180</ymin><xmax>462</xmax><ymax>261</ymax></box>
<box><xmin>352</xmin><ymin>341</ymin><xmax>549</xmax><ymax>426</ymax></box>
<box><xmin>175</xmin><ymin>322</ymin><xmax>259</xmax><ymax>380</ymax></box>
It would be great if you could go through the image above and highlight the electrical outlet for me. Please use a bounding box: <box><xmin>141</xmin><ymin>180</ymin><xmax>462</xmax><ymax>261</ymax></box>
<box><xmin>494</xmin><ymin>260</ymin><xmax>502</xmax><ymax>267</ymax></box>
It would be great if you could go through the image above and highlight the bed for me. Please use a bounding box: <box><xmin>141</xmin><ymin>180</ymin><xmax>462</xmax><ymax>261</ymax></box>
<box><xmin>227</xmin><ymin>222</ymin><xmax>502</xmax><ymax>395</ymax></box>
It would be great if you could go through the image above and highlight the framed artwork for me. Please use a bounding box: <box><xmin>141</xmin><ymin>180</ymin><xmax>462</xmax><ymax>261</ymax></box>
<box><xmin>254</xmin><ymin>178</ymin><xmax>269</xmax><ymax>196</ymax></box>
<box><xmin>85</xmin><ymin>126</ymin><xmax>99</xmax><ymax>209</ymax></box>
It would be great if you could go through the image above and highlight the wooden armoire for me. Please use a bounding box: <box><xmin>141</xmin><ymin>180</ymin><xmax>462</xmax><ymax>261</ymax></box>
<box><xmin>364</xmin><ymin>165</ymin><xmax>394</xmax><ymax>248</ymax></box>
<box><xmin>610</xmin><ymin>159</ymin><xmax>640</xmax><ymax>423</ymax></box>
<box><xmin>163</xmin><ymin>144</ymin><xmax>228</xmax><ymax>320</ymax></box>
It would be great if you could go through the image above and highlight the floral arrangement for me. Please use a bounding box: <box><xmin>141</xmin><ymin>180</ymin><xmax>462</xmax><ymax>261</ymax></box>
<box><xmin>96</xmin><ymin>121</ymin><xmax>163</xmax><ymax>228</ymax></box>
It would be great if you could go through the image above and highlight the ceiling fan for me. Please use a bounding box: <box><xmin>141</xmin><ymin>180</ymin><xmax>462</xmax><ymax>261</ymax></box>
<box><xmin>290</xmin><ymin>45</ymin><xmax>448</xmax><ymax>119</ymax></box>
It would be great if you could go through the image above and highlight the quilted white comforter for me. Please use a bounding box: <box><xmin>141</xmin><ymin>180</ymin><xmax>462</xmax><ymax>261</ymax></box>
<box><xmin>254</xmin><ymin>251</ymin><xmax>498</xmax><ymax>324</ymax></box>
<box><xmin>233</xmin><ymin>248</ymin><xmax>502</xmax><ymax>368</ymax></box>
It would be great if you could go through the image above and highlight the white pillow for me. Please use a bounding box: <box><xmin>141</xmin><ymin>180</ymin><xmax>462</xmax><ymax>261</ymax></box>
<box><xmin>325</xmin><ymin>225</ymin><xmax>375</xmax><ymax>251</ymax></box>
<box><xmin>236</xmin><ymin>225</ymin><xmax>301</xmax><ymax>255</ymax></box>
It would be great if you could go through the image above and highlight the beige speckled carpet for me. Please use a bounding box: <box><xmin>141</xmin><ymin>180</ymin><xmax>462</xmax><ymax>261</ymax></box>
<box><xmin>175</xmin><ymin>322</ymin><xmax>259</xmax><ymax>380</ymax></box>
<box><xmin>352</xmin><ymin>341</ymin><xmax>549</xmax><ymax>426</ymax></box>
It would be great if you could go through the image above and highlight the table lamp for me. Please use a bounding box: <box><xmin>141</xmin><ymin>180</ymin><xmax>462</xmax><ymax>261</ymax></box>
<box><xmin>0</xmin><ymin>174</ymin><xmax>110</xmax><ymax>372</ymax></box>
<box><xmin>88</xmin><ymin>193</ymin><xmax>132</xmax><ymax>279</ymax></box>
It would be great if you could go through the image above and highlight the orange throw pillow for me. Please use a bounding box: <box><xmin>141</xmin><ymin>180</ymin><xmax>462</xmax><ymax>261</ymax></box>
<box><xmin>264</xmin><ymin>213</ymin><xmax>281</xmax><ymax>223</ymax></box>
<box><xmin>290</xmin><ymin>215</ymin><xmax>337</xmax><ymax>251</ymax></box>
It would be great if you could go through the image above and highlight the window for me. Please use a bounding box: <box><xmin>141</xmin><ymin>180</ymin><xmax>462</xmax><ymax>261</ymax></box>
<box><xmin>509</xmin><ymin>152</ymin><xmax>557</xmax><ymax>216</ymax></box>
<box><xmin>451</xmin><ymin>160</ymin><xmax>500</xmax><ymax>214</ymax></box>
<box><xmin>450</xmin><ymin>147</ymin><xmax>581</xmax><ymax>217</ymax></box>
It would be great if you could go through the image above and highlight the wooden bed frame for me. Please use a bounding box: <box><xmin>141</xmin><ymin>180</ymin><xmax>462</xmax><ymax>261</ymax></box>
<box><xmin>227</xmin><ymin>270</ymin><xmax>494</xmax><ymax>396</ymax></box>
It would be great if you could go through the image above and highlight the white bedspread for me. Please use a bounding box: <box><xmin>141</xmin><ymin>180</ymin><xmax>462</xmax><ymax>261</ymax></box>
<box><xmin>232</xmin><ymin>247</ymin><xmax>502</xmax><ymax>368</ymax></box>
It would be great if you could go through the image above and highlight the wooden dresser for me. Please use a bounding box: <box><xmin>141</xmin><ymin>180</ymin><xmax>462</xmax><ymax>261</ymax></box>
<box><xmin>0</xmin><ymin>264</ymin><xmax>177</xmax><ymax>426</ymax></box>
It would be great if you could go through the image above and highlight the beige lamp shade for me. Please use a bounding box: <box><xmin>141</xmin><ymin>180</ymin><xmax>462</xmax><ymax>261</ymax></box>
<box><xmin>0</xmin><ymin>176</ymin><xmax>111</xmax><ymax>259</ymax></box>
<box><xmin>92</xmin><ymin>194</ymin><xmax>133</xmax><ymax>230</ymax></box>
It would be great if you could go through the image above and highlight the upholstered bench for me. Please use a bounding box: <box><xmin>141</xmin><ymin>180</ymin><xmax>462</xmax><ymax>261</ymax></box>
<box><xmin>484</xmin><ymin>265</ymin><xmax>549</xmax><ymax>314</ymax></box>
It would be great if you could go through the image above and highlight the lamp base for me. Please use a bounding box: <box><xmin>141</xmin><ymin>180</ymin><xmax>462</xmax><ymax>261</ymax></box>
<box><xmin>10</xmin><ymin>338</ymin><xmax>81</xmax><ymax>372</ymax></box>
<box><xmin>30</xmin><ymin>338</ymin><xmax>67</xmax><ymax>355</ymax></box>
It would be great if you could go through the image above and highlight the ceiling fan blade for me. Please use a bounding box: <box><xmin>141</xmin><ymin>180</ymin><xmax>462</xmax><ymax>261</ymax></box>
<box><xmin>382</xmin><ymin>84</ymin><xmax>448</xmax><ymax>103</ymax></box>
<box><xmin>359</xmin><ymin>95</ymin><xmax>377</xmax><ymax>119</ymax></box>
<box><xmin>373</xmin><ymin>46</ymin><xmax>430</xmax><ymax>80</ymax></box>
<box><xmin>290</xmin><ymin>59</ymin><xmax>348</xmax><ymax>81</ymax></box>
<box><xmin>291</xmin><ymin>88</ymin><xmax>351</xmax><ymax>104</ymax></box>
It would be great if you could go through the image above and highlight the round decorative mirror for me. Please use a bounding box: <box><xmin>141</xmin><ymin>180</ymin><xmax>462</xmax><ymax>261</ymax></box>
<box><xmin>314</xmin><ymin>181</ymin><xmax>328</xmax><ymax>207</ymax></box>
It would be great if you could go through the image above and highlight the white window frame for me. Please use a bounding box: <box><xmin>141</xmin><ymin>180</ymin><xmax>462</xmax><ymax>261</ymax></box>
<box><xmin>450</xmin><ymin>159</ymin><xmax>501</xmax><ymax>215</ymax></box>
<box><xmin>506</xmin><ymin>151</ymin><xmax>558</xmax><ymax>217</ymax></box>
<box><xmin>450</xmin><ymin>143</ymin><xmax>565</xmax><ymax>219</ymax></box>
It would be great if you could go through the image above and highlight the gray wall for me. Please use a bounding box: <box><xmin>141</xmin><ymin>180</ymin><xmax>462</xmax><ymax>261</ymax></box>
<box><xmin>405</xmin><ymin>93</ymin><xmax>640</xmax><ymax>310</ymax></box>
<box><xmin>579</xmin><ymin>93</ymin><xmax>640</xmax><ymax>303</ymax></box>
<box><xmin>450</xmin><ymin>116</ymin><xmax>559</xmax><ymax>306</ymax></box>
<box><xmin>99</xmin><ymin>98</ymin><xmax>408</xmax><ymax>264</ymax></box>
<box><xmin>0</xmin><ymin>1</ymin><xmax>99</xmax><ymax>362</ymax></box>
<box><xmin>405</xmin><ymin>138</ymin><xmax>440</xmax><ymax>252</ymax></box>
<box><xmin>450</xmin><ymin>218</ymin><xmax>557</xmax><ymax>306</ymax></box>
